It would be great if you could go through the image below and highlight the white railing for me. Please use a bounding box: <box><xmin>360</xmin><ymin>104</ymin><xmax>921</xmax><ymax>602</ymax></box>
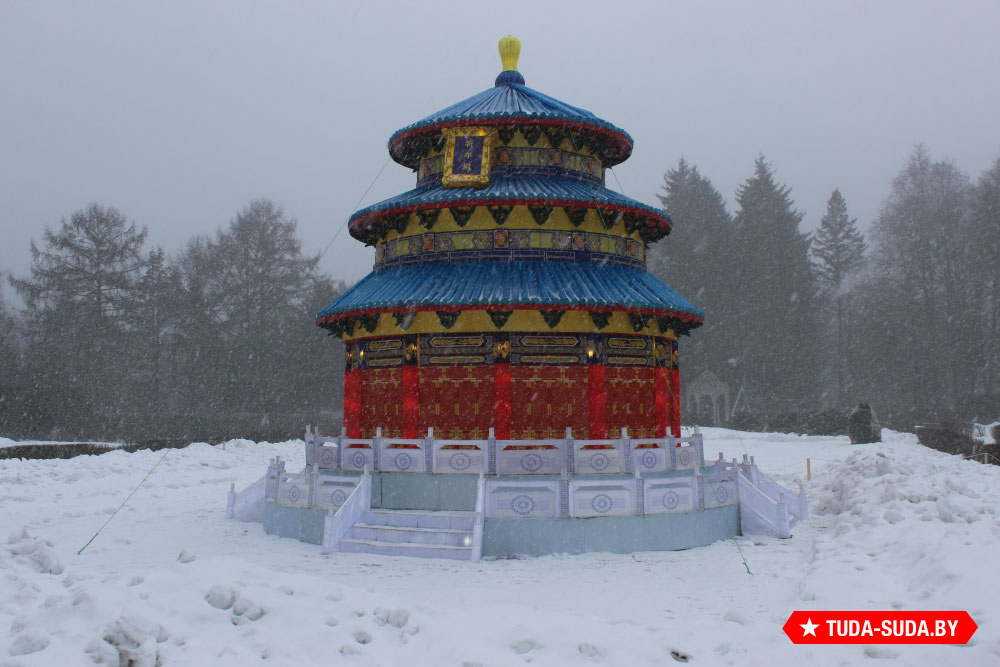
<box><xmin>305</xmin><ymin>425</ymin><xmax>707</xmax><ymax>476</ymax></box>
<box><xmin>736</xmin><ymin>469</ymin><xmax>791</xmax><ymax>538</ymax></box>
<box><xmin>226</xmin><ymin>472</ymin><xmax>268</xmax><ymax>522</ymax></box>
<box><xmin>243</xmin><ymin>427</ymin><xmax>807</xmax><ymax>530</ymax></box>
<box><xmin>471</xmin><ymin>471</ymin><xmax>486</xmax><ymax>562</ymax></box>
<box><xmin>755</xmin><ymin>469</ymin><xmax>808</xmax><ymax>522</ymax></box>
<box><xmin>322</xmin><ymin>468</ymin><xmax>372</xmax><ymax>554</ymax></box>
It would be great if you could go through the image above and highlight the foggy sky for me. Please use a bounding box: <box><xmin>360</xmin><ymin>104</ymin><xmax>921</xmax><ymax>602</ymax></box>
<box><xmin>2</xmin><ymin>0</ymin><xmax>999</xmax><ymax>297</ymax></box>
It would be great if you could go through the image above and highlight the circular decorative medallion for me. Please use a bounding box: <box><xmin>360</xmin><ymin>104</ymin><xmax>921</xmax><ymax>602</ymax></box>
<box><xmin>449</xmin><ymin>452</ymin><xmax>472</xmax><ymax>471</ymax></box>
<box><xmin>320</xmin><ymin>448</ymin><xmax>335</xmax><ymax>466</ymax></box>
<box><xmin>641</xmin><ymin>451</ymin><xmax>657</xmax><ymax>469</ymax></box>
<box><xmin>287</xmin><ymin>485</ymin><xmax>301</xmax><ymax>503</ymax></box>
<box><xmin>394</xmin><ymin>453</ymin><xmax>413</xmax><ymax>471</ymax></box>
<box><xmin>521</xmin><ymin>453</ymin><xmax>543</xmax><ymax>473</ymax></box>
<box><xmin>330</xmin><ymin>489</ymin><xmax>347</xmax><ymax>506</ymax></box>
<box><xmin>662</xmin><ymin>490</ymin><xmax>679</xmax><ymax>510</ymax></box>
<box><xmin>715</xmin><ymin>485</ymin><xmax>729</xmax><ymax>503</ymax></box>
<box><xmin>511</xmin><ymin>494</ymin><xmax>535</xmax><ymax>516</ymax></box>
<box><xmin>678</xmin><ymin>449</ymin><xmax>692</xmax><ymax>467</ymax></box>
<box><xmin>591</xmin><ymin>493</ymin><xmax>613</xmax><ymax>513</ymax></box>
<box><xmin>590</xmin><ymin>453</ymin><xmax>610</xmax><ymax>472</ymax></box>
<box><xmin>351</xmin><ymin>451</ymin><xmax>367</xmax><ymax>469</ymax></box>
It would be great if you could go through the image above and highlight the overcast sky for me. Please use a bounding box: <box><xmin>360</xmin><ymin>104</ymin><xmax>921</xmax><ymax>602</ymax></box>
<box><xmin>2</xmin><ymin>0</ymin><xmax>999</xmax><ymax>296</ymax></box>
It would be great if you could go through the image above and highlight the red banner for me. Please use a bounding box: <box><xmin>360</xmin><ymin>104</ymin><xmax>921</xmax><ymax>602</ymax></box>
<box><xmin>783</xmin><ymin>611</ymin><xmax>977</xmax><ymax>644</ymax></box>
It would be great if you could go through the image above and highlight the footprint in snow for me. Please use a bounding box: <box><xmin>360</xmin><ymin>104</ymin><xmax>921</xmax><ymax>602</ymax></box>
<box><xmin>510</xmin><ymin>639</ymin><xmax>539</xmax><ymax>655</ymax></box>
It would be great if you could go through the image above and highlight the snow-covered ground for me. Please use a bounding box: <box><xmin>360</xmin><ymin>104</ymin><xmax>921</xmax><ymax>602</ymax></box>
<box><xmin>1</xmin><ymin>429</ymin><xmax>998</xmax><ymax>666</ymax></box>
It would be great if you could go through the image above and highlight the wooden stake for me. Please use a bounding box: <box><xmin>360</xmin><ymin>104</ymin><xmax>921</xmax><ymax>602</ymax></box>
<box><xmin>806</xmin><ymin>458</ymin><xmax>811</xmax><ymax>481</ymax></box>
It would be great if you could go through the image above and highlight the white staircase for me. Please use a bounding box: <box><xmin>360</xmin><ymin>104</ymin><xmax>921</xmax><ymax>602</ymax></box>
<box><xmin>337</xmin><ymin>509</ymin><xmax>476</xmax><ymax>560</ymax></box>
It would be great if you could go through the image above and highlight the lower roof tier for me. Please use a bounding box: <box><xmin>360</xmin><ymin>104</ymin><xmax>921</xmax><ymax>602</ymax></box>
<box><xmin>316</xmin><ymin>260</ymin><xmax>704</xmax><ymax>324</ymax></box>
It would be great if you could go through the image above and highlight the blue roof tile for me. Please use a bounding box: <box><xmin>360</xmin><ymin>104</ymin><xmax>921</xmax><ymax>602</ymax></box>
<box><xmin>317</xmin><ymin>261</ymin><xmax>703</xmax><ymax>321</ymax></box>
<box><xmin>388</xmin><ymin>83</ymin><xmax>633</xmax><ymax>167</ymax></box>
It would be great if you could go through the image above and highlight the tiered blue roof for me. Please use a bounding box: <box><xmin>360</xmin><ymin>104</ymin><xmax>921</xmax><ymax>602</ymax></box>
<box><xmin>389</xmin><ymin>79</ymin><xmax>633</xmax><ymax>168</ymax></box>
<box><xmin>318</xmin><ymin>261</ymin><xmax>703</xmax><ymax>321</ymax></box>
<box><xmin>348</xmin><ymin>177</ymin><xmax>671</xmax><ymax>233</ymax></box>
<box><xmin>389</xmin><ymin>83</ymin><xmax>632</xmax><ymax>146</ymax></box>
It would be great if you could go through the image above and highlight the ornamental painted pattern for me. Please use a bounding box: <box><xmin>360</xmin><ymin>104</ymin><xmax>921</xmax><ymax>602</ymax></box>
<box><xmin>375</xmin><ymin>228</ymin><xmax>645</xmax><ymax>270</ymax></box>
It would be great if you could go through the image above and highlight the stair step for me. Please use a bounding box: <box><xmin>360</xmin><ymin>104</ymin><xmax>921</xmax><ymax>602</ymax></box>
<box><xmin>338</xmin><ymin>538</ymin><xmax>472</xmax><ymax>560</ymax></box>
<box><xmin>350</xmin><ymin>523</ymin><xmax>472</xmax><ymax>547</ymax></box>
<box><xmin>363</xmin><ymin>509</ymin><xmax>475</xmax><ymax>530</ymax></box>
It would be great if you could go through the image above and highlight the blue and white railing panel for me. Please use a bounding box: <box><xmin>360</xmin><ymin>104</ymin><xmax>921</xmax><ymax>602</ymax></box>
<box><xmin>313</xmin><ymin>475</ymin><xmax>359</xmax><ymax>511</ymax></box>
<box><xmin>701</xmin><ymin>472</ymin><xmax>738</xmax><ymax>509</ymax></box>
<box><xmin>276</xmin><ymin>471</ymin><xmax>310</xmax><ymax>508</ymax></box>
<box><xmin>305</xmin><ymin>424</ymin><xmax>342</xmax><ymax>470</ymax></box>
<box><xmin>643</xmin><ymin>477</ymin><xmax>698</xmax><ymax>514</ymax></box>
<box><xmin>569</xmin><ymin>480</ymin><xmax>635</xmax><ymax>517</ymax></box>
<box><xmin>436</xmin><ymin>442</ymin><xmax>486</xmax><ymax>474</ymax></box>
<box><xmin>340</xmin><ymin>441</ymin><xmax>375</xmax><ymax>472</ymax></box>
<box><xmin>497</xmin><ymin>440</ymin><xmax>566</xmax><ymax>475</ymax></box>
<box><xmin>486</xmin><ymin>480</ymin><xmax>560</xmax><ymax>518</ymax></box>
<box><xmin>672</xmin><ymin>443</ymin><xmax>701</xmax><ymax>470</ymax></box>
<box><xmin>574</xmin><ymin>440</ymin><xmax>624</xmax><ymax>474</ymax></box>
<box><xmin>630</xmin><ymin>439</ymin><xmax>670</xmax><ymax>473</ymax></box>
<box><xmin>378</xmin><ymin>437</ymin><xmax>426</xmax><ymax>473</ymax></box>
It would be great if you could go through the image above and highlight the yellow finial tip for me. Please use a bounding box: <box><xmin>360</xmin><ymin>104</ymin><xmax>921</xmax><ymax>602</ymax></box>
<box><xmin>498</xmin><ymin>35</ymin><xmax>521</xmax><ymax>72</ymax></box>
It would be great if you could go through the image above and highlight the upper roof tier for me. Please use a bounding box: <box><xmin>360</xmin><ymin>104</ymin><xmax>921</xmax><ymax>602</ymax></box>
<box><xmin>388</xmin><ymin>39</ymin><xmax>633</xmax><ymax>170</ymax></box>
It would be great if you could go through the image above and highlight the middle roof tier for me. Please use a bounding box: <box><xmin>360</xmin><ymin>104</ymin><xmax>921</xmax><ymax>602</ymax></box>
<box><xmin>347</xmin><ymin>176</ymin><xmax>673</xmax><ymax>247</ymax></box>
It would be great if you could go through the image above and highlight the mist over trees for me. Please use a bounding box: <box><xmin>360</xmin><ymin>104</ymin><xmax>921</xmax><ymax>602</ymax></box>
<box><xmin>3</xmin><ymin>146</ymin><xmax>1000</xmax><ymax>441</ymax></box>
<box><xmin>650</xmin><ymin>146</ymin><xmax>1000</xmax><ymax>430</ymax></box>
<box><xmin>2</xmin><ymin>200</ymin><xmax>345</xmax><ymax>441</ymax></box>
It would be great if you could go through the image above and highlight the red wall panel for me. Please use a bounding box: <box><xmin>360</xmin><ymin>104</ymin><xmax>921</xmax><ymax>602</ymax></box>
<box><xmin>604</xmin><ymin>366</ymin><xmax>656</xmax><ymax>439</ymax></box>
<box><xmin>360</xmin><ymin>367</ymin><xmax>405</xmax><ymax>438</ymax></box>
<box><xmin>510</xmin><ymin>365</ymin><xmax>589</xmax><ymax>439</ymax></box>
<box><xmin>418</xmin><ymin>366</ymin><xmax>494</xmax><ymax>439</ymax></box>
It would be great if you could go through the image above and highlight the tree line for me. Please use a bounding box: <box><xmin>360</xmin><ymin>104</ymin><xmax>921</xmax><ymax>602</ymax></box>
<box><xmin>2</xmin><ymin>146</ymin><xmax>998</xmax><ymax>441</ymax></box>
<box><xmin>649</xmin><ymin>146</ymin><xmax>1000</xmax><ymax>431</ymax></box>
<box><xmin>1</xmin><ymin>200</ymin><xmax>345</xmax><ymax>442</ymax></box>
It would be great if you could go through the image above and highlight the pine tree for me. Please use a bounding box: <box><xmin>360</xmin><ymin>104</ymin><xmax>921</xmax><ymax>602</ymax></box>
<box><xmin>648</xmin><ymin>158</ymin><xmax>734</xmax><ymax>421</ymax></box>
<box><xmin>811</xmin><ymin>189</ymin><xmax>866</xmax><ymax>407</ymax></box>
<box><xmin>9</xmin><ymin>204</ymin><xmax>152</xmax><ymax>436</ymax></box>
<box><xmin>729</xmin><ymin>156</ymin><xmax>819</xmax><ymax>414</ymax></box>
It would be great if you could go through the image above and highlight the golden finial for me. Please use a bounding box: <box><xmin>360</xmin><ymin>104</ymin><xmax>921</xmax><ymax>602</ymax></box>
<box><xmin>498</xmin><ymin>35</ymin><xmax>521</xmax><ymax>72</ymax></box>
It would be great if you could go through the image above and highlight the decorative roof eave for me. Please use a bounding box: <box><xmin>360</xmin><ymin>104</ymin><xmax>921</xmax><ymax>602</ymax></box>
<box><xmin>316</xmin><ymin>261</ymin><xmax>704</xmax><ymax>325</ymax></box>
<box><xmin>347</xmin><ymin>176</ymin><xmax>673</xmax><ymax>246</ymax></box>
<box><xmin>388</xmin><ymin>117</ymin><xmax>634</xmax><ymax>169</ymax></box>
<box><xmin>318</xmin><ymin>304</ymin><xmax>703</xmax><ymax>326</ymax></box>
<box><xmin>349</xmin><ymin>197</ymin><xmax>671</xmax><ymax>246</ymax></box>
